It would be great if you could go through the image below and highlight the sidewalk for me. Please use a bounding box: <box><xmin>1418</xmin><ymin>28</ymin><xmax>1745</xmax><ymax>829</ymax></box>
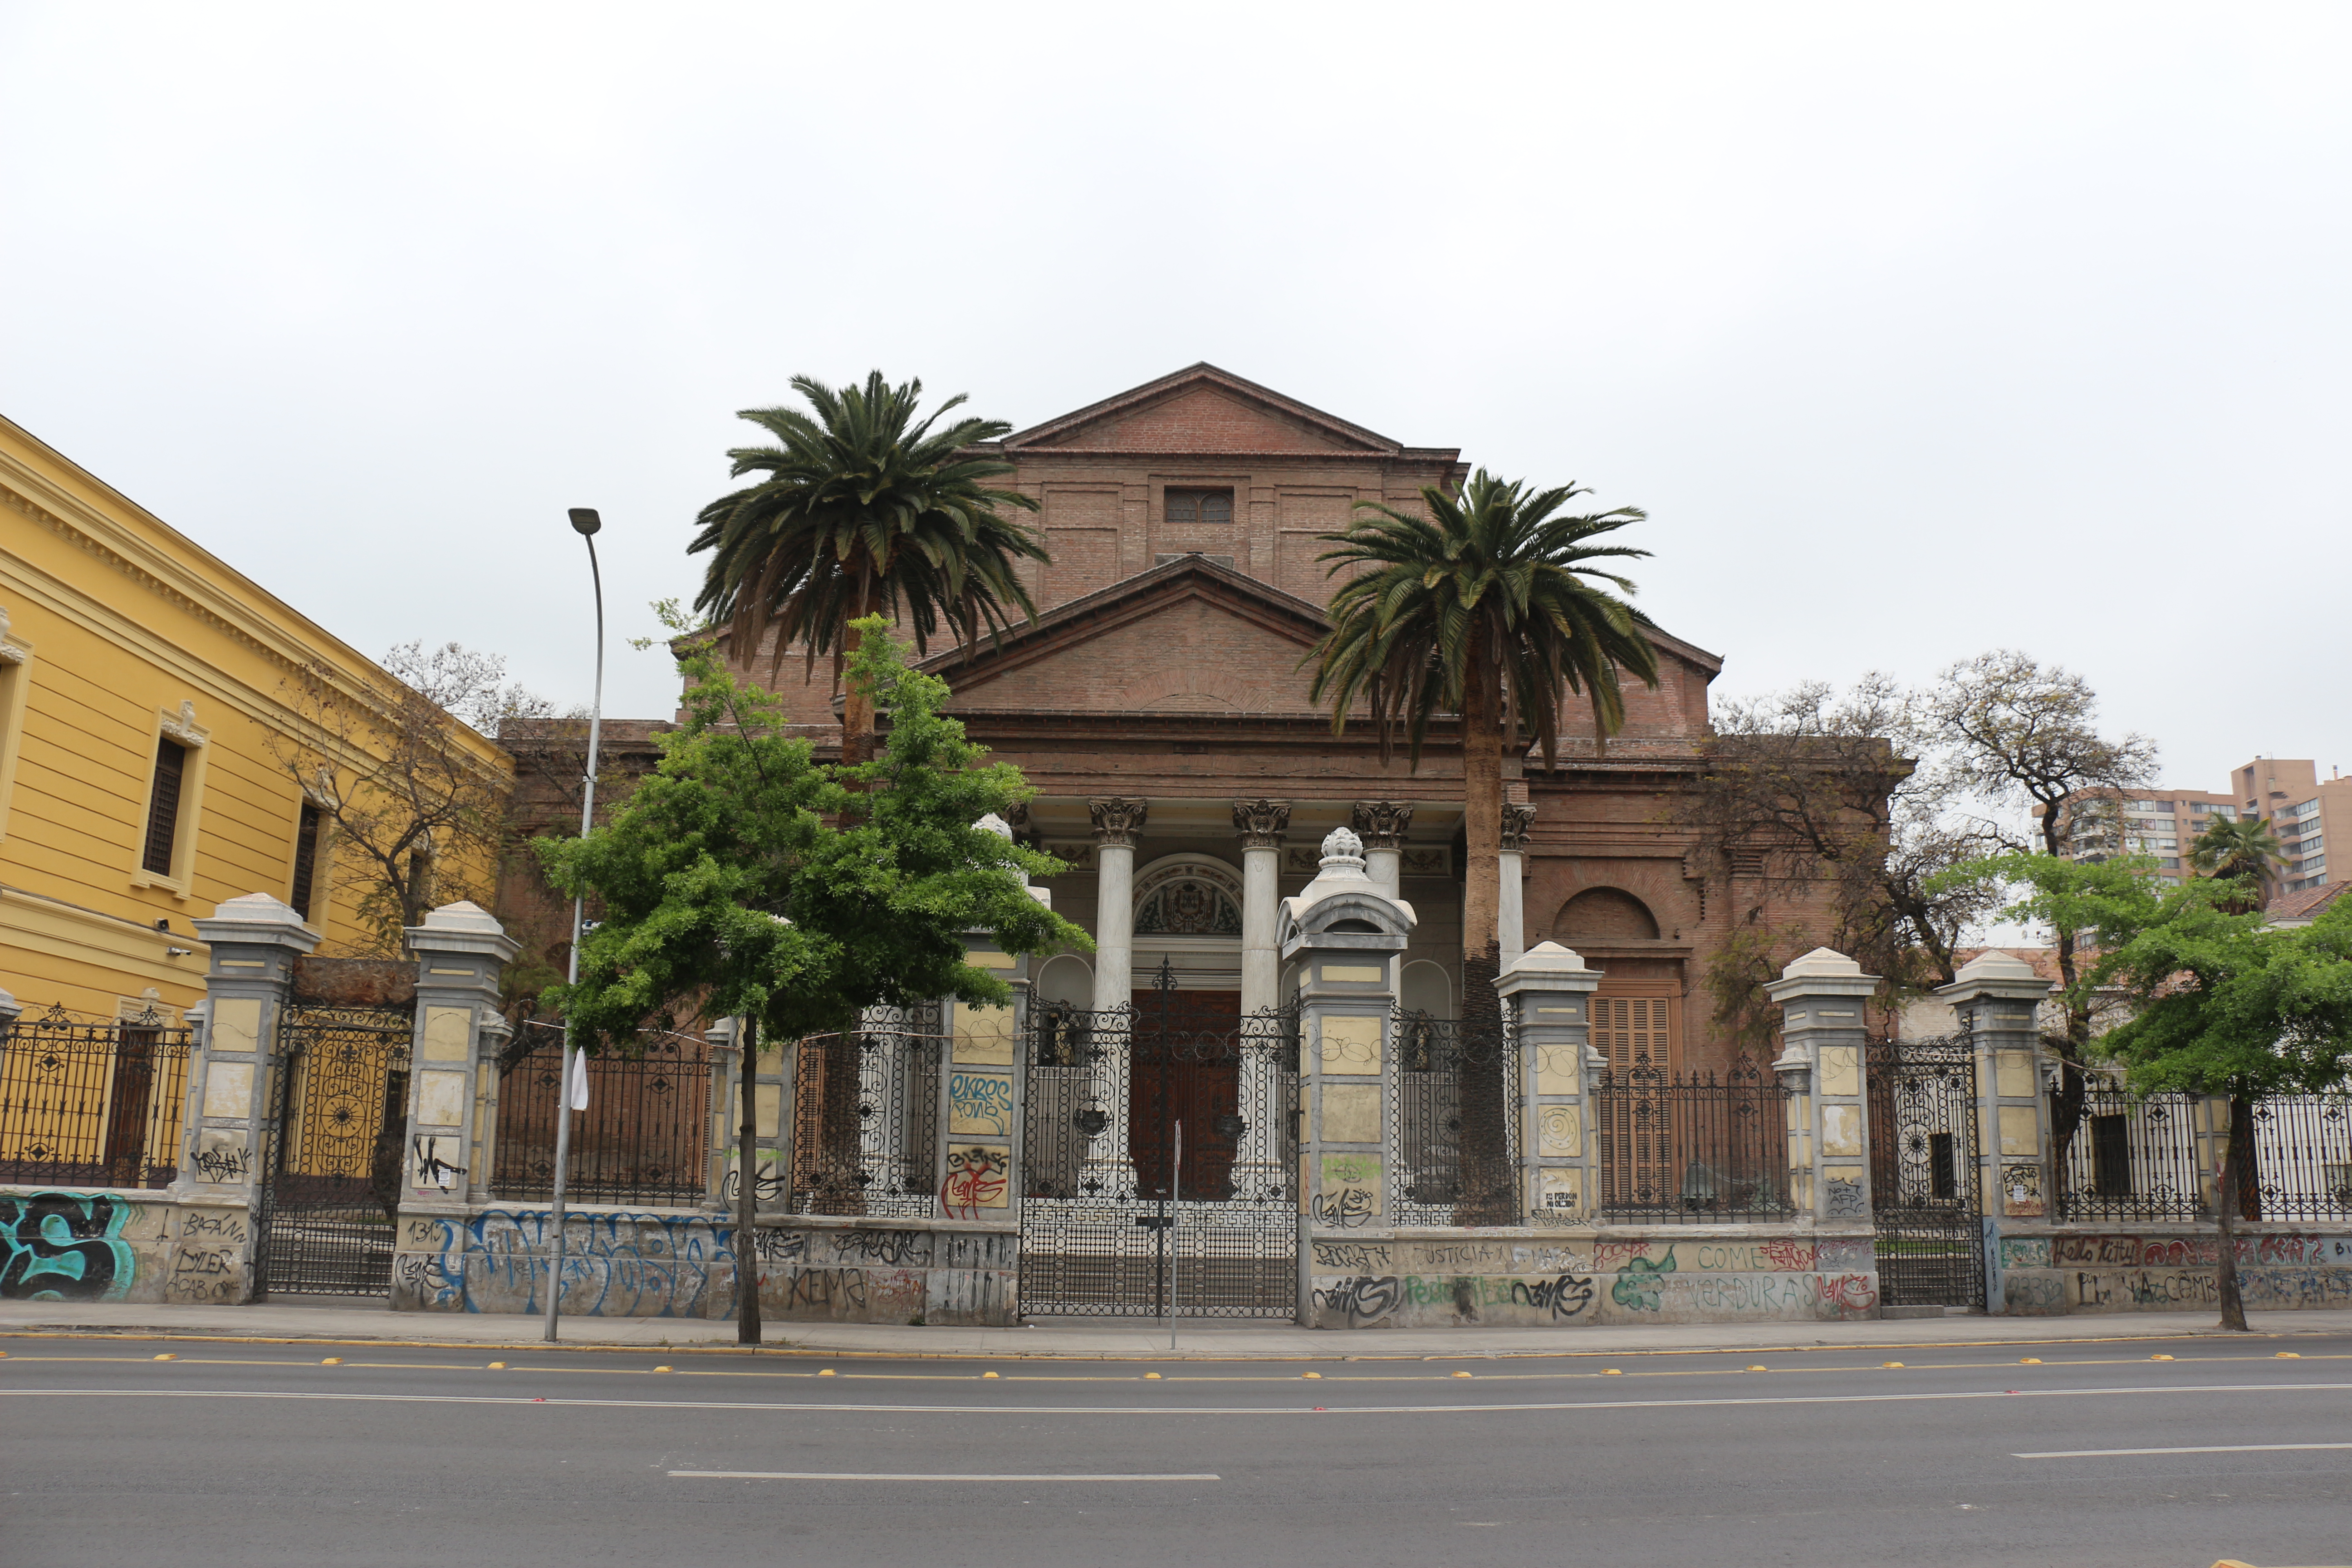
<box><xmin>8</xmin><ymin>1298</ymin><xmax>2352</xmax><ymax>1359</ymax></box>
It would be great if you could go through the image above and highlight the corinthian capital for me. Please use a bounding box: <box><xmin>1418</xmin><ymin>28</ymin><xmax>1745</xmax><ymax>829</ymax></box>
<box><xmin>1088</xmin><ymin>797</ymin><xmax>1149</xmax><ymax>848</ymax></box>
<box><xmin>1500</xmin><ymin>803</ymin><xmax>1538</xmax><ymax>852</ymax></box>
<box><xmin>1230</xmin><ymin>798</ymin><xmax>1291</xmax><ymax>848</ymax></box>
<box><xmin>1351</xmin><ymin>799</ymin><xmax>1415</xmax><ymax>850</ymax></box>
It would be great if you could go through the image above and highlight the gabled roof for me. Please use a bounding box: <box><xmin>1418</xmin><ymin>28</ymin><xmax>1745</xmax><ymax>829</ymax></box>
<box><xmin>994</xmin><ymin>363</ymin><xmax>1460</xmax><ymax>463</ymax></box>
<box><xmin>2268</xmin><ymin>880</ymin><xmax>2348</xmax><ymax>926</ymax></box>
<box><xmin>915</xmin><ymin>551</ymin><xmax>1330</xmax><ymax>693</ymax></box>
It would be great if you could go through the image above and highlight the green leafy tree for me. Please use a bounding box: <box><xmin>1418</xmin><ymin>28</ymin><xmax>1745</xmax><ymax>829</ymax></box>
<box><xmin>1308</xmin><ymin>470</ymin><xmax>1658</xmax><ymax>1221</ymax></box>
<box><xmin>2188</xmin><ymin>814</ymin><xmax>2285</xmax><ymax>907</ymax></box>
<box><xmin>537</xmin><ymin>617</ymin><xmax>1085</xmax><ymax>1343</ymax></box>
<box><xmin>688</xmin><ymin>372</ymin><xmax>1047</xmax><ymax>768</ymax></box>
<box><xmin>1994</xmin><ymin>855</ymin><xmax>2352</xmax><ymax>1330</ymax></box>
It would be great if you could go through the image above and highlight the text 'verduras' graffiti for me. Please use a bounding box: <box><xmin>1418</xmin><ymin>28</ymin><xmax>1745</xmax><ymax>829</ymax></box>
<box><xmin>1</xmin><ymin>1192</ymin><xmax>137</xmax><ymax>1301</ymax></box>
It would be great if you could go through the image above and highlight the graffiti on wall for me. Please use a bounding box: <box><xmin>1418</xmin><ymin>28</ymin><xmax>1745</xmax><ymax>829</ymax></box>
<box><xmin>947</xmin><ymin>1073</ymin><xmax>1014</xmax><ymax>1137</ymax></box>
<box><xmin>940</xmin><ymin>1145</ymin><xmax>1009</xmax><ymax>1218</ymax></box>
<box><xmin>398</xmin><ymin>1209</ymin><xmax>735</xmax><ymax>1317</ymax></box>
<box><xmin>1</xmin><ymin>1192</ymin><xmax>137</xmax><ymax>1301</ymax></box>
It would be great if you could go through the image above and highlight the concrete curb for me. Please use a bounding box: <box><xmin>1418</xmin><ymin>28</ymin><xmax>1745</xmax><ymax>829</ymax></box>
<box><xmin>9</xmin><ymin>1302</ymin><xmax>2352</xmax><ymax>1361</ymax></box>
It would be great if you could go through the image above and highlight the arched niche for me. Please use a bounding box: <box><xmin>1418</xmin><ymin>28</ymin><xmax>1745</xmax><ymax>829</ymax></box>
<box><xmin>1553</xmin><ymin>886</ymin><xmax>1660</xmax><ymax>942</ymax></box>
<box><xmin>1132</xmin><ymin>855</ymin><xmax>1245</xmax><ymax>937</ymax></box>
<box><xmin>1400</xmin><ymin>959</ymin><xmax>1454</xmax><ymax>1018</ymax></box>
<box><xmin>1034</xmin><ymin>953</ymin><xmax>1094</xmax><ymax>1009</ymax></box>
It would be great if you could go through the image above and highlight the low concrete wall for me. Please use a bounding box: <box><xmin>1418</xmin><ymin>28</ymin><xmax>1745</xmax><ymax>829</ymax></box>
<box><xmin>746</xmin><ymin>1217</ymin><xmax>1018</xmax><ymax>1327</ymax></box>
<box><xmin>1997</xmin><ymin>1226</ymin><xmax>2352</xmax><ymax>1315</ymax></box>
<box><xmin>1</xmin><ymin>1185</ymin><xmax>255</xmax><ymax>1306</ymax></box>
<box><xmin>389</xmin><ymin>1206</ymin><xmax>1021</xmax><ymax>1326</ymax></box>
<box><xmin>1306</xmin><ymin>1226</ymin><xmax>1882</xmax><ymax>1329</ymax></box>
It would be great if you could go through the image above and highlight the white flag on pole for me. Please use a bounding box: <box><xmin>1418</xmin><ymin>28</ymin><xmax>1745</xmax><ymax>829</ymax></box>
<box><xmin>567</xmin><ymin>1047</ymin><xmax>590</xmax><ymax>1112</ymax></box>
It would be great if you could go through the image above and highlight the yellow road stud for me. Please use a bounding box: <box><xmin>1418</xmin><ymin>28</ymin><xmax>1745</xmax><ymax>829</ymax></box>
<box><xmin>154</xmin><ymin>1353</ymin><xmax>176</xmax><ymax>1362</ymax></box>
<box><xmin>1302</xmin><ymin>1372</ymin><xmax>1322</xmax><ymax>1379</ymax></box>
<box><xmin>2019</xmin><ymin>1357</ymin><xmax>2042</xmax><ymax>1364</ymax></box>
<box><xmin>1747</xmin><ymin>1365</ymin><xmax>1768</xmax><ymax>1372</ymax></box>
<box><xmin>2276</xmin><ymin>1352</ymin><xmax>2302</xmax><ymax>1359</ymax></box>
<box><xmin>1452</xmin><ymin>1370</ymin><xmax>1474</xmax><ymax>1378</ymax></box>
<box><xmin>653</xmin><ymin>1366</ymin><xmax>673</xmax><ymax>1373</ymax></box>
<box><xmin>1881</xmin><ymin>1361</ymin><xmax>1904</xmax><ymax>1369</ymax></box>
<box><xmin>817</xmin><ymin>1368</ymin><xmax>836</xmax><ymax>1377</ymax></box>
<box><xmin>982</xmin><ymin>1371</ymin><xmax>1000</xmax><ymax>1379</ymax></box>
<box><xmin>321</xmin><ymin>1357</ymin><xmax>342</xmax><ymax>1366</ymax></box>
<box><xmin>486</xmin><ymin>1362</ymin><xmax>506</xmax><ymax>1369</ymax></box>
<box><xmin>2151</xmin><ymin>1354</ymin><xmax>2175</xmax><ymax>1361</ymax></box>
<box><xmin>1145</xmin><ymin>1372</ymin><xmax>1163</xmax><ymax>1380</ymax></box>
<box><xmin>1603</xmin><ymin>1368</ymin><xmax>1622</xmax><ymax>1375</ymax></box>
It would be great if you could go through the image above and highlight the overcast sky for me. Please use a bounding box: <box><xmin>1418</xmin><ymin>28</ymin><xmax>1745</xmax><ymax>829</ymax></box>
<box><xmin>4</xmin><ymin>4</ymin><xmax>2345</xmax><ymax>794</ymax></box>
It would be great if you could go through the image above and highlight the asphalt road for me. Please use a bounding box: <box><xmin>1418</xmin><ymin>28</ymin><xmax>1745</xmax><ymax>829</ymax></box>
<box><xmin>4</xmin><ymin>1332</ymin><xmax>2349</xmax><ymax>1568</ymax></box>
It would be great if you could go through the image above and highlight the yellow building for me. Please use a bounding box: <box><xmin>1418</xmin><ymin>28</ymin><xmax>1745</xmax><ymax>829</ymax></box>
<box><xmin>0</xmin><ymin>413</ymin><xmax>510</xmax><ymax>1020</ymax></box>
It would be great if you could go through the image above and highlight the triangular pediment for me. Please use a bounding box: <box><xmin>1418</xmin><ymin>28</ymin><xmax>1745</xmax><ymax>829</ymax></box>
<box><xmin>1003</xmin><ymin>363</ymin><xmax>1400</xmax><ymax>456</ymax></box>
<box><xmin>919</xmin><ymin>555</ymin><xmax>1338</xmax><ymax>716</ymax></box>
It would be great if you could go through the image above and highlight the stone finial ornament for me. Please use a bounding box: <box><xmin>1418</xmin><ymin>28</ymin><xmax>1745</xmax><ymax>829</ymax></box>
<box><xmin>975</xmin><ymin>812</ymin><xmax>1013</xmax><ymax>839</ymax></box>
<box><xmin>1318</xmin><ymin>825</ymin><xmax>1366</xmax><ymax>871</ymax></box>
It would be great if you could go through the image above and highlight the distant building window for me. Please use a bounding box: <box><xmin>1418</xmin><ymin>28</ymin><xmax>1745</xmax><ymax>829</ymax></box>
<box><xmin>142</xmin><ymin>739</ymin><xmax>188</xmax><ymax>875</ymax></box>
<box><xmin>1164</xmin><ymin>488</ymin><xmax>1234</xmax><ymax>526</ymax></box>
<box><xmin>290</xmin><ymin>802</ymin><xmax>325</xmax><ymax>919</ymax></box>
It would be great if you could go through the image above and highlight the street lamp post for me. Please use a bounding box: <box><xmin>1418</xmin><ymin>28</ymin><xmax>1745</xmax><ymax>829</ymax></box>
<box><xmin>544</xmin><ymin>506</ymin><xmax>606</xmax><ymax>1343</ymax></box>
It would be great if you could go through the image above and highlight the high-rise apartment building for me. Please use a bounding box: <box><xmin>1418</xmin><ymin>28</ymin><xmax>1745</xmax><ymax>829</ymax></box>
<box><xmin>2043</xmin><ymin>756</ymin><xmax>2346</xmax><ymax>893</ymax></box>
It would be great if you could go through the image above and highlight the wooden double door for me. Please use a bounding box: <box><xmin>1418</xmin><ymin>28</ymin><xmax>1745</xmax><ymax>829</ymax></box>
<box><xmin>1125</xmin><ymin>989</ymin><xmax>1242</xmax><ymax>1201</ymax></box>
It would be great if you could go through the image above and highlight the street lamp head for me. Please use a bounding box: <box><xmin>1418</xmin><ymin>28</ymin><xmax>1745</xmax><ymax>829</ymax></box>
<box><xmin>567</xmin><ymin>508</ymin><xmax>603</xmax><ymax>536</ymax></box>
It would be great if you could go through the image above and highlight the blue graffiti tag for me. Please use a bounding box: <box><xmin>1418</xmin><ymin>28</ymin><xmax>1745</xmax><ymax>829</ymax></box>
<box><xmin>2</xmin><ymin>1192</ymin><xmax>137</xmax><ymax>1302</ymax></box>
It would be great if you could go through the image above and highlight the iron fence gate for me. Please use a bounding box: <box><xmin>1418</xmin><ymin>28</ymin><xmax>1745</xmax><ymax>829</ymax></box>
<box><xmin>255</xmin><ymin>1004</ymin><xmax>412</xmax><ymax>1298</ymax></box>
<box><xmin>1866</xmin><ymin>1036</ymin><xmax>1984</xmax><ymax>1308</ymax></box>
<box><xmin>1020</xmin><ymin>963</ymin><xmax>1299</xmax><ymax>1318</ymax></box>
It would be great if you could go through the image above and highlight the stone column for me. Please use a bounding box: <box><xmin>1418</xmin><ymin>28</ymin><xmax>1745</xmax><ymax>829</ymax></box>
<box><xmin>1765</xmin><ymin>947</ymin><xmax>1880</xmax><ymax>1229</ymax></box>
<box><xmin>1351</xmin><ymin>800</ymin><xmax>1413</xmax><ymax>902</ymax></box>
<box><xmin>1497</xmin><ymin>941</ymin><xmax>1602</xmax><ymax>1220</ymax></box>
<box><xmin>1939</xmin><ymin>951</ymin><xmax>2056</xmax><ymax>1236</ymax></box>
<box><xmin>1088</xmin><ymin>798</ymin><xmax>1147</xmax><ymax>1014</ymax></box>
<box><xmin>1498</xmin><ymin>804</ymin><xmax>1536</xmax><ymax>970</ymax></box>
<box><xmin>397</xmin><ymin>902</ymin><xmax>518</xmax><ymax>1248</ymax></box>
<box><xmin>947</xmin><ymin>938</ymin><xmax>1027</xmax><ymax>1226</ymax></box>
<box><xmin>179</xmin><ymin>892</ymin><xmax>318</xmax><ymax>1303</ymax></box>
<box><xmin>1233</xmin><ymin>799</ymin><xmax>1290</xmax><ymax>1016</ymax></box>
<box><xmin>704</xmin><ymin>1017</ymin><xmax>743</xmax><ymax>1214</ymax></box>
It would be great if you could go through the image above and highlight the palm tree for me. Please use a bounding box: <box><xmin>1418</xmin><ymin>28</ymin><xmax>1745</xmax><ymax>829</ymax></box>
<box><xmin>689</xmin><ymin>372</ymin><xmax>1047</xmax><ymax>767</ymax></box>
<box><xmin>2188</xmin><ymin>814</ymin><xmax>2285</xmax><ymax>909</ymax></box>
<box><xmin>1308</xmin><ymin>470</ymin><xmax>1659</xmax><ymax>1220</ymax></box>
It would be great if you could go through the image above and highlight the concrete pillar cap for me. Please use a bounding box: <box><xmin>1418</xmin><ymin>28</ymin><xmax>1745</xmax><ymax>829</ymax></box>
<box><xmin>1781</xmin><ymin>946</ymin><xmax>1863</xmax><ymax>980</ymax></box>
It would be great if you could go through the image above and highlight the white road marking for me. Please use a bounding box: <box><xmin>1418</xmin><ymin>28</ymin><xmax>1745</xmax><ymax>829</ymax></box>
<box><xmin>669</xmin><ymin>1470</ymin><xmax>1218</xmax><ymax>1481</ymax></box>
<box><xmin>2</xmin><ymin>1382</ymin><xmax>2347</xmax><ymax>1416</ymax></box>
<box><xmin>2015</xmin><ymin>1442</ymin><xmax>2352</xmax><ymax>1458</ymax></box>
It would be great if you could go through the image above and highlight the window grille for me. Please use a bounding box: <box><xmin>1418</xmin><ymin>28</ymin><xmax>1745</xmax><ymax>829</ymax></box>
<box><xmin>1164</xmin><ymin>488</ymin><xmax>1234</xmax><ymax>526</ymax></box>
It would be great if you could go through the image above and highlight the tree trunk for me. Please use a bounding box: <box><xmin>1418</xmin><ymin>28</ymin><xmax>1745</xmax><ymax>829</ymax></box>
<box><xmin>1454</xmin><ymin>658</ymin><xmax>1512</xmax><ymax>1225</ymax></box>
<box><xmin>2214</xmin><ymin>1093</ymin><xmax>2250</xmax><ymax>1332</ymax></box>
<box><xmin>839</xmin><ymin>586</ymin><xmax>880</xmax><ymax>772</ymax></box>
<box><xmin>737</xmin><ymin>1017</ymin><xmax>763</xmax><ymax>1347</ymax></box>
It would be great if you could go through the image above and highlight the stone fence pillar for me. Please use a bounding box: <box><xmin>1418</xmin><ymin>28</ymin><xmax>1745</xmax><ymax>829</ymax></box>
<box><xmin>180</xmin><ymin>892</ymin><xmax>317</xmax><ymax>1300</ymax></box>
<box><xmin>398</xmin><ymin>902</ymin><xmax>517</xmax><ymax>1220</ymax></box>
<box><xmin>1280</xmin><ymin>827</ymin><xmax>1414</xmax><ymax>1323</ymax></box>
<box><xmin>1497</xmin><ymin>941</ymin><xmax>1602</xmax><ymax>1221</ymax></box>
<box><xmin>1767</xmin><ymin>947</ymin><xmax>1880</xmax><ymax>1227</ymax></box>
<box><xmin>1938</xmin><ymin>951</ymin><xmax>2056</xmax><ymax>1228</ymax></box>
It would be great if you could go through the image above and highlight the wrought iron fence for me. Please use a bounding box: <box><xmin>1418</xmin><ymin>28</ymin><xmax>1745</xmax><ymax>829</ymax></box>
<box><xmin>0</xmin><ymin>1004</ymin><xmax>191</xmax><ymax>1189</ymax></box>
<box><xmin>1592</xmin><ymin>1055</ymin><xmax>1795</xmax><ymax>1221</ymax></box>
<box><xmin>1390</xmin><ymin>1012</ymin><xmax>1519</xmax><ymax>1226</ymax></box>
<box><xmin>493</xmin><ymin>1025</ymin><xmax>715</xmax><ymax>1207</ymax></box>
<box><xmin>2249</xmin><ymin>1092</ymin><xmax>2352</xmax><ymax>1221</ymax></box>
<box><xmin>2052</xmin><ymin>1073</ymin><xmax>2205</xmax><ymax>1222</ymax></box>
<box><xmin>786</xmin><ymin>1001</ymin><xmax>942</xmax><ymax>1217</ymax></box>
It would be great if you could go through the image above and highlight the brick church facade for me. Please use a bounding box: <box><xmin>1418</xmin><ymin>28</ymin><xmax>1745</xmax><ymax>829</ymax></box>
<box><xmin>655</xmin><ymin>363</ymin><xmax>1822</xmax><ymax>1080</ymax></box>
